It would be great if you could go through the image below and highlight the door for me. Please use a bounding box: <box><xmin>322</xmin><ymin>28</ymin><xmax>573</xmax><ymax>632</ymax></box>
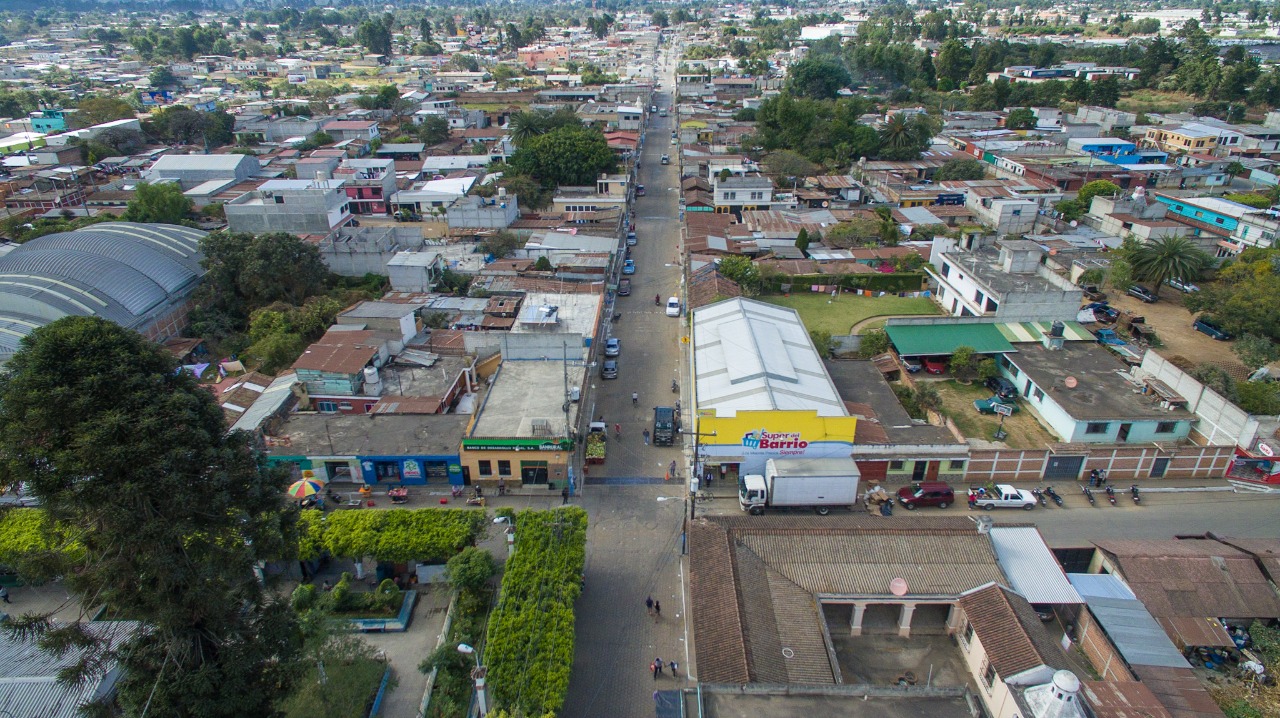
<box><xmin>461</xmin><ymin>466</ymin><xmax>472</xmax><ymax>486</ymax></box>
<box><xmin>925</xmin><ymin>461</ymin><xmax>940</xmax><ymax>481</ymax></box>
<box><xmin>1150</xmin><ymin>457</ymin><xmax>1169</xmax><ymax>478</ymax></box>
<box><xmin>1117</xmin><ymin>423</ymin><xmax>1132</xmax><ymax>442</ymax></box>
<box><xmin>1044</xmin><ymin>455</ymin><xmax>1085</xmax><ymax>480</ymax></box>
<box><xmin>521</xmin><ymin>461</ymin><xmax>549</xmax><ymax>485</ymax></box>
<box><xmin>911</xmin><ymin>461</ymin><xmax>927</xmax><ymax>481</ymax></box>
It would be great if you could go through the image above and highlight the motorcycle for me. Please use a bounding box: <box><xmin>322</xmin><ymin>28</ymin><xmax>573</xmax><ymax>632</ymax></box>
<box><xmin>671</xmin><ymin>379</ymin><xmax>679</xmax><ymax>393</ymax></box>
<box><xmin>1082</xmin><ymin>485</ymin><xmax>1096</xmax><ymax>506</ymax></box>
<box><xmin>1044</xmin><ymin>486</ymin><xmax>1063</xmax><ymax>507</ymax></box>
<box><xmin>1130</xmin><ymin>484</ymin><xmax>1141</xmax><ymax>504</ymax></box>
<box><xmin>655</xmin><ymin>294</ymin><xmax>661</xmax><ymax>305</ymax></box>
<box><xmin>612</xmin><ymin>312</ymin><xmax>622</xmax><ymax>322</ymax></box>
<box><xmin>1031</xmin><ymin>487</ymin><xmax>1046</xmax><ymax>507</ymax></box>
<box><xmin>1105</xmin><ymin>485</ymin><xmax>1117</xmax><ymax>506</ymax></box>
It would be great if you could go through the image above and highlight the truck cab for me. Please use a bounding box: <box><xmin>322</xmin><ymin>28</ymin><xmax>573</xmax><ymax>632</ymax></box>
<box><xmin>739</xmin><ymin>474</ymin><xmax>768</xmax><ymax>514</ymax></box>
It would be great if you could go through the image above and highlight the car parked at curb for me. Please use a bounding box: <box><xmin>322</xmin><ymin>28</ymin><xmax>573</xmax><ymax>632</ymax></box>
<box><xmin>897</xmin><ymin>482</ymin><xmax>955</xmax><ymax>510</ymax></box>
<box><xmin>1127</xmin><ymin>284</ymin><xmax>1159</xmax><ymax>303</ymax></box>
<box><xmin>601</xmin><ymin>359</ymin><xmax>618</xmax><ymax>379</ymax></box>
<box><xmin>604</xmin><ymin>338</ymin><xmax>621</xmax><ymax>356</ymax></box>
<box><xmin>622</xmin><ymin>259</ymin><xmax>636</xmax><ymax>275</ymax></box>
<box><xmin>618</xmin><ymin>278</ymin><xmax>631</xmax><ymax>296</ymax></box>
<box><xmin>1193</xmin><ymin>316</ymin><xmax>1232</xmax><ymax>341</ymax></box>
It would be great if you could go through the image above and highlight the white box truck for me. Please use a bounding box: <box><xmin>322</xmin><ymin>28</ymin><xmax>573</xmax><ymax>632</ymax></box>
<box><xmin>739</xmin><ymin>458</ymin><xmax>860</xmax><ymax>515</ymax></box>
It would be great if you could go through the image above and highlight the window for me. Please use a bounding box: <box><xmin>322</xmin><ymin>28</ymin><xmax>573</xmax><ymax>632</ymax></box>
<box><xmin>950</xmin><ymin>459</ymin><xmax>966</xmax><ymax>470</ymax></box>
<box><xmin>1033</xmin><ymin>388</ymin><xmax>1044</xmax><ymax>401</ymax></box>
<box><xmin>316</xmin><ymin>400</ymin><xmax>338</xmax><ymax>413</ymax></box>
<box><xmin>749</xmin><ymin>191</ymin><xmax>764</xmax><ymax>200</ymax></box>
<box><xmin>724</xmin><ymin>191</ymin><xmax>737</xmax><ymax>200</ymax></box>
<box><xmin>1085</xmin><ymin>422</ymin><xmax>1110</xmax><ymax>435</ymax></box>
<box><xmin>983</xmin><ymin>658</ymin><xmax>998</xmax><ymax>690</ymax></box>
<box><xmin>1156</xmin><ymin>421</ymin><xmax>1177</xmax><ymax>433</ymax></box>
<box><xmin>974</xmin><ymin>290</ymin><xmax>985</xmax><ymax>305</ymax></box>
<box><xmin>274</xmin><ymin>195</ymin><xmax>284</xmax><ymax>204</ymax></box>
<box><xmin>889</xmin><ymin>460</ymin><xmax>905</xmax><ymax>470</ymax></box>
<box><xmin>497</xmin><ymin>460</ymin><xmax>512</xmax><ymax>476</ymax></box>
<box><xmin>1216</xmin><ymin>217</ymin><xmax>1225</xmax><ymax>225</ymax></box>
<box><xmin>478</xmin><ymin>460</ymin><xmax>493</xmax><ymax>477</ymax></box>
<box><xmin>941</xmin><ymin>262</ymin><xmax>951</xmax><ymax>278</ymax></box>
<box><xmin>986</xmin><ymin>298</ymin><xmax>999</xmax><ymax>312</ymax></box>
<box><xmin>964</xmin><ymin>621</ymin><xmax>975</xmax><ymax>646</ymax></box>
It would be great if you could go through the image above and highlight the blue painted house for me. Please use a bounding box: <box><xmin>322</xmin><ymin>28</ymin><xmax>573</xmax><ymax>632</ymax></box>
<box><xmin>266</xmin><ymin>413</ymin><xmax>470</xmax><ymax>487</ymax></box>
<box><xmin>30</xmin><ymin>109</ymin><xmax>75</xmax><ymax>134</ymax></box>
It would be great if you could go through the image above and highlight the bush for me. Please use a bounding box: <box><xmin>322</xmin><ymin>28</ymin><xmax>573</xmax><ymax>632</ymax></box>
<box><xmin>445</xmin><ymin>546</ymin><xmax>497</xmax><ymax>594</ymax></box>
<box><xmin>320</xmin><ymin>508</ymin><xmax>486</xmax><ymax>562</ymax></box>
<box><xmin>810</xmin><ymin>329</ymin><xmax>835</xmax><ymax>358</ymax></box>
<box><xmin>292</xmin><ymin>583</ymin><xmax>319</xmax><ymax>612</ymax></box>
<box><xmin>859</xmin><ymin>328</ymin><xmax>890</xmax><ymax>357</ymax></box>
<box><xmin>485</xmin><ymin>508</ymin><xmax>587</xmax><ymax>717</ymax></box>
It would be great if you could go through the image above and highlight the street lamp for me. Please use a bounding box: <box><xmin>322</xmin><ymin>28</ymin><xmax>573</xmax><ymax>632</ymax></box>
<box><xmin>457</xmin><ymin>643</ymin><xmax>488</xmax><ymax>716</ymax></box>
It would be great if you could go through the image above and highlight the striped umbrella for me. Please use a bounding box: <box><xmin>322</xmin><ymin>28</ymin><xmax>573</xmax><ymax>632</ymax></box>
<box><xmin>287</xmin><ymin>479</ymin><xmax>323</xmax><ymax>499</ymax></box>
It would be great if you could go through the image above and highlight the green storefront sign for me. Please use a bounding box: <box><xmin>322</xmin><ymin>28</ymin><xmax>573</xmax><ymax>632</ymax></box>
<box><xmin>462</xmin><ymin>438</ymin><xmax>574</xmax><ymax>452</ymax></box>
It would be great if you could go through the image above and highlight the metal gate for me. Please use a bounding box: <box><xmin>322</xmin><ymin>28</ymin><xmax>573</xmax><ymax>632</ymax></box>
<box><xmin>1044</xmin><ymin>455</ymin><xmax>1085</xmax><ymax>480</ymax></box>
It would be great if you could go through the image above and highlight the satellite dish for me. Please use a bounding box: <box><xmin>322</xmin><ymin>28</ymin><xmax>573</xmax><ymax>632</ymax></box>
<box><xmin>890</xmin><ymin>578</ymin><xmax>908</xmax><ymax>596</ymax></box>
<box><xmin>1064</xmin><ymin>376</ymin><xmax>1078</xmax><ymax>388</ymax></box>
<box><xmin>1069</xmin><ymin>220</ymin><xmax>1078</xmax><ymax>227</ymax></box>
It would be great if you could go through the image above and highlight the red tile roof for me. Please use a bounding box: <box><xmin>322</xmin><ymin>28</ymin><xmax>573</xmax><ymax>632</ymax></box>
<box><xmin>958</xmin><ymin>583</ymin><xmax>1069</xmax><ymax>679</ymax></box>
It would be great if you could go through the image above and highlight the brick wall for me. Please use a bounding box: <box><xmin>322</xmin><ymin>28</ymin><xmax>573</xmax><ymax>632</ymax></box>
<box><xmin>1075</xmin><ymin>608</ymin><xmax>1136</xmax><ymax>682</ymax></box>
<box><xmin>966</xmin><ymin>443</ymin><xmax>1233</xmax><ymax>483</ymax></box>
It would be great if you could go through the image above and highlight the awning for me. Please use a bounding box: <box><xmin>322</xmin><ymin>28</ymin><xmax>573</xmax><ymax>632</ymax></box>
<box><xmin>885</xmin><ymin>322</ymin><xmax>1016</xmax><ymax>357</ymax></box>
<box><xmin>997</xmin><ymin>321</ymin><xmax>1094</xmax><ymax>343</ymax></box>
<box><xmin>1156</xmin><ymin>616</ymin><xmax>1235</xmax><ymax>649</ymax></box>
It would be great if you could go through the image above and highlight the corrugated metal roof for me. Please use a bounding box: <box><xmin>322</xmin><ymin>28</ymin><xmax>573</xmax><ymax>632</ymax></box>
<box><xmin>885</xmin><ymin>322</ymin><xmax>1016</xmax><ymax>357</ymax></box>
<box><xmin>1081</xmin><ymin>595</ymin><xmax>1190</xmax><ymax>669</ymax></box>
<box><xmin>989</xmin><ymin>527</ymin><xmax>1083</xmax><ymax>605</ymax></box>
<box><xmin>149</xmin><ymin>153</ymin><xmax>255</xmax><ymax>171</ymax></box>
<box><xmin>1067</xmin><ymin>572</ymin><xmax>1137</xmax><ymax>601</ymax></box>
<box><xmin>0</xmin><ymin>621</ymin><xmax>139</xmax><ymax>717</ymax></box>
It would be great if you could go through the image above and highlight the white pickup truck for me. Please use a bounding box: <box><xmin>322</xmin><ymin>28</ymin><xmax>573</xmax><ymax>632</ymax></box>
<box><xmin>967</xmin><ymin>484</ymin><xmax>1037</xmax><ymax>511</ymax></box>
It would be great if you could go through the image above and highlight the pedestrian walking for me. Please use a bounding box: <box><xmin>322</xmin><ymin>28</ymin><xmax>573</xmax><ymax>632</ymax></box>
<box><xmin>654</xmin><ymin>600</ymin><xmax>662</xmax><ymax>618</ymax></box>
<box><xmin>643</xmin><ymin>429</ymin><xmax>650</xmax><ymax>445</ymax></box>
<box><xmin>0</xmin><ymin>586</ymin><xmax>10</xmax><ymax>604</ymax></box>
<box><xmin>614</xmin><ymin>423</ymin><xmax>622</xmax><ymax>438</ymax></box>
<box><xmin>646</xmin><ymin>595</ymin><xmax>654</xmax><ymax>615</ymax></box>
<box><xmin>497</xmin><ymin>477</ymin><xmax>506</xmax><ymax>496</ymax></box>
<box><xmin>561</xmin><ymin>486</ymin><xmax>570</xmax><ymax>504</ymax></box>
<box><xmin>669</xmin><ymin>460</ymin><xmax>677</xmax><ymax>479</ymax></box>
<box><xmin>653</xmin><ymin>658</ymin><xmax>664</xmax><ymax>679</ymax></box>
<box><xmin>669</xmin><ymin>660</ymin><xmax>679</xmax><ymax>677</ymax></box>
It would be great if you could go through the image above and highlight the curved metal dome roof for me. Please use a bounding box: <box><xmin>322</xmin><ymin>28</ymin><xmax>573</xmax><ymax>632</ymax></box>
<box><xmin>0</xmin><ymin>222</ymin><xmax>208</xmax><ymax>359</ymax></box>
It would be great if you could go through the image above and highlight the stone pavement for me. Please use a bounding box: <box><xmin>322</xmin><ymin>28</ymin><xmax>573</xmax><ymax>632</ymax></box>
<box><xmin>362</xmin><ymin>584</ymin><xmax>451</xmax><ymax>718</ymax></box>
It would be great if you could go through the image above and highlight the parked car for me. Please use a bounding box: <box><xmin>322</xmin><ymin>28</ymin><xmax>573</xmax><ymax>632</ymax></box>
<box><xmin>626</xmin><ymin>232</ymin><xmax>637</xmax><ymax>246</ymax></box>
<box><xmin>636</xmin><ymin>185</ymin><xmax>646</xmax><ymax>197</ymax></box>
<box><xmin>1081</xmin><ymin>285</ymin><xmax>1107</xmax><ymax>302</ymax></box>
<box><xmin>974</xmin><ymin>396</ymin><xmax>1020</xmax><ymax>415</ymax></box>
<box><xmin>1193</xmin><ymin>316</ymin><xmax>1232</xmax><ymax>341</ymax></box>
<box><xmin>923</xmin><ymin>357</ymin><xmax>947</xmax><ymax>375</ymax></box>
<box><xmin>1167</xmin><ymin>277</ymin><xmax>1200</xmax><ymax>293</ymax></box>
<box><xmin>902</xmin><ymin>357</ymin><xmax>922</xmax><ymax>373</ymax></box>
<box><xmin>1127</xmin><ymin>285</ymin><xmax>1159</xmax><ymax>303</ymax></box>
<box><xmin>622</xmin><ymin>259</ymin><xmax>636</xmax><ymax>275</ymax></box>
<box><xmin>618</xmin><ymin>278</ymin><xmax>632</xmax><ymax>296</ymax></box>
<box><xmin>665</xmin><ymin>297</ymin><xmax>681</xmax><ymax>317</ymax></box>
<box><xmin>604</xmin><ymin>338</ymin><xmax>621</xmax><ymax>357</ymax></box>
<box><xmin>985</xmin><ymin>376</ymin><xmax>1018</xmax><ymax>400</ymax></box>
<box><xmin>601</xmin><ymin>359</ymin><xmax>619</xmax><ymax>379</ymax></box>
<box><xmin>897</xmin><ymin>482</ymin><xmax>955</xmax><ymax>510</ymax></box>
<box><xmin>661</xmin><ymin>154</ymin><xmax>670</xmax><ymax>165</ymax></box>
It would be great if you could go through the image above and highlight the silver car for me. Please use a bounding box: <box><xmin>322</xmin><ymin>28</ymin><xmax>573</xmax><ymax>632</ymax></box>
<box><xmin>604</xmin><ymin>338</ymin><xmax>621</xmax><ymax>357</ymax></box>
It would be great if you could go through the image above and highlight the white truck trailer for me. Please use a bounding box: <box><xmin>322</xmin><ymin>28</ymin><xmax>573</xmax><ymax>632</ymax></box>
<box><xmin>739</xmin><ymin>458</ymin><xmax>860</xmax><ymax>515</ymax></box>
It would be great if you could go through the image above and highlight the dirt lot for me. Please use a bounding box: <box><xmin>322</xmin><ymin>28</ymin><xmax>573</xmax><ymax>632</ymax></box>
<box><xmin>1100</xmin><ymin>287</ymin><xmax>1247</xmax><ymax>376</ymax></box>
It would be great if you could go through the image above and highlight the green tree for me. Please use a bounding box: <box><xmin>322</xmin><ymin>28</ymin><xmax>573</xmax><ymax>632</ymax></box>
<box><xmin>1225</xmin><ymin>161</ymin><xmax>1247</xmax><ymax>182</ymax></box>
<box><xmin>717</xmin><ymin>254</ymin><xmax>760</xmax><ymax>292</ymax></box>
<box><xmin>1234</xmin><ymin>334</ymin><xmax>1280</xmax><ymax>370</ymax></box>
<box><xmin>935</xmin><ymin>39</ymin><xmax>972</xmax><ymax>85</ymax></box>
<box><xmin>498</xmin><ymin>172</ymin><xmax>551</xmax><ymax>211</ymax></box>
<box><xmin>1077</xmin><ymin>180</ymin><xmax>1121</xmax><ymax>211</ymax></box>
<box><xmin>508</xmin><ymin>110</ymin><xmax>547</xmax><ymax>146</ymax></box>
<box><xmin>508</xmin><ymin>126</ymin><xmax>615</xmax><ymax>186</ymax></box>
<box><xmin>1054</xmin><ymin>198</ymin><xmax>1085</xmax><ymax>222</ymax></box>
<box><xmin>148</xmin><ymin>65</ymin><xmax>178</xmax><ymax>88</ymax></box>
<box><xmin>480</xmin><ymin>230</ymin><xmax>522</xmax><ymax>259</ymax></box>
<box><xmin>874</xmin><ymin>206</ymin><xmax>901</xmax><ymax>246</ymax></box>
<box><xmin>950</xmin><ymin>345</ymin><xmax>977</xmax><ymax>377</ymax></box>
<box><xmin>1088</xmin><ymin>75</ymin><xmax>1121</xmax><ymax>108</ymax></box>
<box><xmin>652</xmin><ymin>10</ymin><xmax>670</xmax><ymax>28</ymax></box>
<box><xmin>1005</xmin><ymin>107</ymin><xmax>1036</xmax><ymax>130</ymax></box>
<box><xmin>1106</xmin><ymin>256</ymin><xmax>1135</xmax><ymax>292</ymax></box>
<box><xmin>933</xmin><ymin>158</ymin><xmax>987</xmax><ymax>181</ymax></box>
<box><xmin>785</xmin><ymin>57</ymin><xmax>852</xmax><ymax>100</ymax></box>
<box><xmin>195</xmin><ymin>231</ymin><xmax>331</xmax><ymax>333</ymax></box>
<box><xmin>416</xmin><ymin>114</ymin><xmax>450</xmax><ymax>145</ymax></box>
<box><xmin>122</xmin><ymin>181</ymin><xmax>193</xmax><ymax>224</ymax></box>
<box><xmin>858</xmin><ymin>328</ymin><xmax>890</xmax><ymax>357</ymax></box>
<box><xmin>795</xmin><ymin>228</ymin><xmax>811</xmax><ymax>254</ymax></box>
<box><xmin>0</xmin><ymin>316</ymin><xmax>301</xmax><ymax>717</ymax></box>
<box><xmin>764</xmin><ymin>149</ymin><xmax>817</xmax><ymax>178</ymax></box>
<box><xmin>534</xmin><ymin>256</ymin><xmax>554</xmax><ymax>271</ymax></box>
<box><xmin>445</xmin><ymin>547</ymin><xmax>497</xmax><ymax>594</ymax></box>
<box><xmin>876</xmin><ymin>113</ymin><xmax>933</xmax><ymax>161</ymax></box>
<box><xmin>810</xmin><ymin>329</ymin><xmax>836</xmax><ymax>359</ymax></box>
<box><xmin>355</xmin><ymin>19</ymin><xmax>393</xmax><ymax>56</ymax></box>
<box><xmin>74</xmin><ymin>96</ymin><xmax>135</xmax><ymax>126</ymax></box>
<box><xmin>1128</xmin><ymin>235</ymin><xmax>1211</xmax><ymax>293</ymax></box>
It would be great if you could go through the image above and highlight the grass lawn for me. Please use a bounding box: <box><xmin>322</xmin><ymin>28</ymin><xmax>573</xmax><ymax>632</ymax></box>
<box><xmin>1117</xmin><ymin>90</ymin><xmax>1198</xmax><ymax>115</ymax></box>
<box><xmin>932</xmin><ymin>380</ymin><xmax>1057</xmax><ymax>449</ymax></box>
<box><xmin>759</xmin><ymin>293</ymin><xmax>939</xmax><ymax>335</ymax></box>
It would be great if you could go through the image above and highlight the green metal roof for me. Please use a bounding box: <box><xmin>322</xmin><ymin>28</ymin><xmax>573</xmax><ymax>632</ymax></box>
<box><xmin>885</xmin><ymin>323</ymin><xmax>1016</xmax><ymax>357</ymax></box>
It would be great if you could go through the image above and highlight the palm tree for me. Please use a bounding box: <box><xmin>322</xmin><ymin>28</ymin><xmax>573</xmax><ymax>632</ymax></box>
<box><xmin>508</xmin><ymin>111</ymin><xmax>546</xmax><ymax>146</ymax></box>
<box><xmin>874</xmin><ymin>206</ymin><xmax>901</xmax><ymax>247</ymax></box>
<box><xmin>877</xmin><ymin>114</ymin><xmax>916</xmax><ymax>153</ymax></box>
<box><xmin>1128</xmin><ymin>236</ymin><xmax>1212</xmax><ymax>293</ymax></box>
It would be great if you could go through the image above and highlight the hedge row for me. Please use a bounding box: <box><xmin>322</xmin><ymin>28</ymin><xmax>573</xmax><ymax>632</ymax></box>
<box><xmin>484</xmin><ymin>507</ymin><xmax>587</xmax><ymax>717</ymax></box>
<box><xmin>297</xmin><ymin>508</ymin><xmax>486</xmax><ymax>563</ymax></box>
<box><xmin>767</xmin><ymin>271</ymin><xmax>926</xmax><ymax>294</ymax></box>
<box><xmin>0</xmin><ymin>508</ymin><xmax>79</xmax><ymax>569</ymax></box>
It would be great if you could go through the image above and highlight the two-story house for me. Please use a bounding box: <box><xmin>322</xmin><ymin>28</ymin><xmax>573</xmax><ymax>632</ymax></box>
<box><xmin>333</xmin><ymin>158</ymin><xmax>397</xmax><ymax>216</ymax></box>
<box><xmin>713</xmin><ymin>175</ymin><xmax>773</xmax><ymax>217</ymax></box>
<box><xmin>1154</xmin><ymin>193</ymin><xmax>1280</xmax><ymax>256</ymax></box>
<box><xmin>291</xmin><ymin>329</ymin><xmax>388</xmax><ymax>399</ymax></box>
<box><xmin>926</xmin><ymin>237</ymin><xmax>1083</xmax><ymax>321</ymax></box>
<box><xmin>224</xmin><ymin>179</ymin><xmax>353</xmax><ymax>237</ymax></box>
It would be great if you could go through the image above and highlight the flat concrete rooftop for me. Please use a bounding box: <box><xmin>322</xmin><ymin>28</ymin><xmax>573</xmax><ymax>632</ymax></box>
<box><xmin>267</xmin><ymin>413</ymin><xmax>471</xmax><ymax>457</ymax></box>
<box><xmin>1010</xmin><ymin>341</ymin><xmax>1193</xmax><ymax>421</ymax></box>
<box><xmin>381</xmin><ymin>355</ymin><xmax>471</xmax><ymax>398</ymax></box>
<box><xmin>470</xmin><ymin>360</ymin><xmax>584</xmax><ymax>438</ymax></box>
<box><xmin>940</xmin><ymin>246</ymin><xmax>1066</xmax><ymax>298</ymax></box>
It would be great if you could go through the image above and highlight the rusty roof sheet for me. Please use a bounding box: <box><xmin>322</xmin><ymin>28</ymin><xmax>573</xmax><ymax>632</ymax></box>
<box><xmin>1129</xmin><ymin>666</ymin><xmax>1226</xmax><ymax>718</ymax></box>
<box><xmin>1080</xmin><ymin>681</ymin><xmax>1173</xmax><ymax>718</ymax></box>
<box><xmin>1095</xmin><ymin>539</ymin><xmax>1280</xmax><ymax>619</ymax></box>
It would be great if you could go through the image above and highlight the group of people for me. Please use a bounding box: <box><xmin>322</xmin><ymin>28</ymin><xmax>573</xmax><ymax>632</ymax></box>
<box><xmin>1088</xmin><ymin>469</ymin><xmax>1109</xmax><ymax>487</ymax></box>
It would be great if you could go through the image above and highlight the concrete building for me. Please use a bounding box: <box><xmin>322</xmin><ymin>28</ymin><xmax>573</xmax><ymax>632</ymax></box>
<box><xmin>966</xmin><ymin>193</ymin><xmax>1039</xmax><ymax>236</ymax></box>
<box><xmin>458</xmin><ymin>360</ymin><xmax>583</xmax><ymax>492</ymax></box>
<box><xmin>1085</xmin><ymin>191</ymin><xmax>1192</xmax><ymax>244</ymax></box>
<box><xmin>143</xmin><ymin>153</ymin><xmax>259</xmax><ymax>190</ymax></box>
<box><xmin>926</xmin><ymin>237</ymin><xmax>1083</xmax><ymax>321</ymax></box>
<box><xmin>713</xmin><ymin>175</ymin><xmax>774</xmax><ymax>217</ymax></box>
<box><xmin>318</xmin><ymin>226</ymin><xmax>425</xmax><ymax>276</ymax></box>
<box><xmin>1153</xmin><ymin>193</ymin><xmax>1280</xmax><ymax>256</ymax></box>
<box><xmin>387</xmin><ymin>251</ymin><xmax>445</xmax><ymax>292</ymax></box>
<box><xmin>320</xmin><ymin>120</ymin><xmax>380</xmax><ymax>143</ymax></box>
<box><xmin>447</xmin><ymin>192</ymin><xmax>519</xmax><ymax>231</ymax></box>
<box><xmin>333</xmin><ymin>158</ymin><xmax>396</xmax><ymax>216</ymax></box>
<box><xmin>265</xmin><ymin>413</ymin><xmax>469</xmax><ymax>486</ymax></box>
<box><xmin>224</xmin><ymin>179</ymin><xmax>353</xmax><ymax>237</ymax></box>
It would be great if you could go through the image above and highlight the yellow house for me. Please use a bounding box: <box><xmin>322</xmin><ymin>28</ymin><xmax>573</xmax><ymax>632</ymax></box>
<box><xmin>1143</xmin><ymin>125</ymin><xmax>1219</xmax><ymax>154</ymax></box>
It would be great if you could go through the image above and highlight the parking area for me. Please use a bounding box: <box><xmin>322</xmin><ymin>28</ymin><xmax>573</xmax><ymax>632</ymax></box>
<box><xmin>1102</xmin><ymin>287</ymin><xmax>1245</xmax><ymax>375</ymax></box>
